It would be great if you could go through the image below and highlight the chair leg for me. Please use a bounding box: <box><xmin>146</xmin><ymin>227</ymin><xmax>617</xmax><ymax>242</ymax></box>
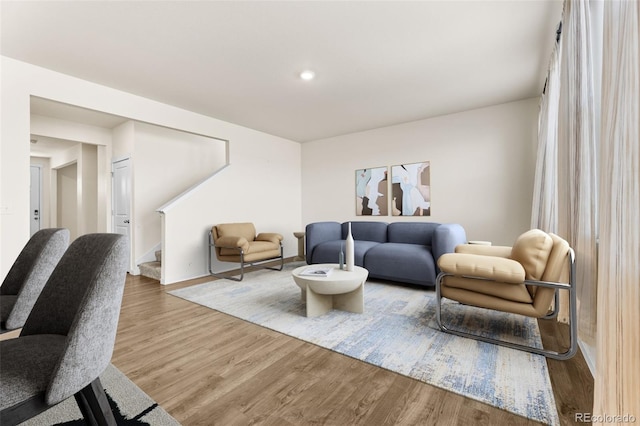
<box><xmin>264</xmin><ymin>245</ymin><xmax>284</xmax><ymax>272</ymax></box>
<box><xmin>74</xmin><ymin>378</ymin><xmax>116</xmax><ymax>426</ymax></box>
<box><xmin>208</xmin><ymin>239</ymin><xmax>244</xmax><ymax>281</ymax></box>
<box><xmin>250</xmin><ymin>245</ymin><xmax>284</xmax><ymax>273</ymax></box>
<box><xmin>435</xmin><ymin>273</ymin><xmax>578</xmax><ymax>361</ymax></box>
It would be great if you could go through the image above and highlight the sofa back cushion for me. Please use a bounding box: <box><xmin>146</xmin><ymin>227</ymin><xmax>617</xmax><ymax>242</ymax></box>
<box><xmin>387</xmin><ymin>222</ymin><xmax>440</xmax><ymax>245</ymax></box>
<box><xmin>342</xmin><ymin>221</ymin><xmax>388</xmax><ymax>243</ymax></box>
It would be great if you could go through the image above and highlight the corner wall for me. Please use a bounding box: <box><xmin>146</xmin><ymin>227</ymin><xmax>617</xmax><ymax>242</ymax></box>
<box><xmin>301</xmin><ymin>98</ymin><xmax>539</xmax><ymax>245</ymax></box>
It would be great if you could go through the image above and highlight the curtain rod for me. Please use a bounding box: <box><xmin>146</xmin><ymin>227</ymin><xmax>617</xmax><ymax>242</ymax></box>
<box><xmin>543</xmin><ymin>21</ymin><xmax>564</xmax><ymax>95</ymax></box>
<box><xmin>556</xmin><ymin>21</ymin><xmax>563</xmax><ymax>43</ymax></box>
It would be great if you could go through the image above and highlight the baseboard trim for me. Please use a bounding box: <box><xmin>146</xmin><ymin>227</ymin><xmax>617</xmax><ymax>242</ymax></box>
<box><xmin>162</xmin><ymin>256</ymin><xmax>298</xmax><ymax>286</ymax></box>
<box><xmin>578</xmin><ymin>339</ymin><xmax>596</xmax><ymax>378</ymax></box>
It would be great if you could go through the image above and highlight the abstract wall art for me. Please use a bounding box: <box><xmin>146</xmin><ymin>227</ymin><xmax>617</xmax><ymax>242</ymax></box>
<box><xmin>355</xmin><ymin>166</ymin><xmax>388</xmax><ymax>216</ymax></box>
<box><xmin>391</xmin><ymin>161</ymin><xmax>431</xmax><ymax>216</ymax></box>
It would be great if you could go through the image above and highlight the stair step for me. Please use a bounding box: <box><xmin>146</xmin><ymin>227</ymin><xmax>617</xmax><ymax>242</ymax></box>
<box><xmin>155</xmin><ymin>250</ymin><xmax>162</xmax><ymax>262</ymax></box>
<box><xmin>139</xmin><ymin>261</ymin><xmax>161</xmax><ymax>281</ymax></box>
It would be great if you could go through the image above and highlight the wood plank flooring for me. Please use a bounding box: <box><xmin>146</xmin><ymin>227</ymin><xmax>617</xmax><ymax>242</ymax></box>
<box><xmin>111</xmin><ymin>273</ymin><xmax>593</xmax><ymax>425</ymax></box>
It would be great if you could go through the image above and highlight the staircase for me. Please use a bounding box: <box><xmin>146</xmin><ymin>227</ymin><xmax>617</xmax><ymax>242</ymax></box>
<box><xmin>138</xmin><ymin>250</ymin><xmax>162</xmax><ymax>281</ymax></box>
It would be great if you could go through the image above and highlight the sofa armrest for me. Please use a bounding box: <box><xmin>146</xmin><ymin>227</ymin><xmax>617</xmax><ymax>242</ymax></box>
<box><xmin>432</xmin><ymin>224</ymin><xmax>467</xmax><ymax>269</ymax></box>
<box><xmin>305</xmin><ymin>222</ymin><xmax>342</xmax><ymax>264</ymax></box>
<box><xmin>438</xmin><ymin>253</ymin><xmax>525</xmax><ymax>283</ymax></box>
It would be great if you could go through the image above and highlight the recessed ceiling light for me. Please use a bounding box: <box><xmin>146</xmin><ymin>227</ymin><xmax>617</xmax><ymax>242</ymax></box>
<box><xmin>300</xmin><ymin>70</ymin><xmax>315</xmax><ymax>81</ymax></box>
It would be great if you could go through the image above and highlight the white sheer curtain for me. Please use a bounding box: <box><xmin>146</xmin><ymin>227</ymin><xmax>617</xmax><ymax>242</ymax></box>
<box><xmin>532</xmin><ymin>0</ymin><xmax>599</xmax><ymax>331</ymax></box>
<box><xmin>556</xmin><ymin>0</ymin><xmax>599</xmax><ymax>342</ymax></box>
<box><xmin>531</xmin><ymin>38</ymin><xmax>561</xmax><ymax>234</ymax></box>
<box><xmin>594</xmin><ymin>0</ymin><xmax>640</xmax><ymax>417</ymax></box>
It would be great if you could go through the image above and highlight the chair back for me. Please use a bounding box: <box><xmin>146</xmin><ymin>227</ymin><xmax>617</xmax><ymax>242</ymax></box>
<box><xmin>510</xmin><ymin>229</ymin><xmax>554</xmax><ymax>280</ymax></box>
<box><xmin>531</xmin><ymin>232</ymin><xmax>572</xmax><ymax>314</ymax></box>
<box><xmin>20</xmin><ymin>233</ymin><xmax>129</xmax><ymax>405</ymax></box>
<box><xmin>1</xmin><ymin>228</ymin><xmax>69</xmax><ymax>330</ymax></box>
<box><xmin>542</xmin><ymin>233</ymin><xmax>571</xmax><ymax>283</ymax></box>
<box><xmin>213</xmin><ymin>223</ymin><xmax>256</xmax><ymax>243</ymax></box>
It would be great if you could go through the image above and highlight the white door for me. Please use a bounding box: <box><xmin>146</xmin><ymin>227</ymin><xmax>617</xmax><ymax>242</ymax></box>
<box><xmin>112</xmin><ymin>158</ymin><xmax>131</xmax><ymax>237</ymax></box>
<box><xmin>30</xmin><ymin>165</ymin><xmax>41</xmax><ymax>236</ymax></box>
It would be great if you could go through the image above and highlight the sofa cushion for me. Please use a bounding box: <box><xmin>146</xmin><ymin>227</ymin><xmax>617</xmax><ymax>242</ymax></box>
<box><xmin>441</xmin><ymin>276</ymin><xmax>533</xmax><ymax>303</ymax></box>
<box><xmin>312</xmin><ymin>240</ymin><xmax>380</xmax><ymax>267</ymax></box>
<box><xmin>387</xmin><ymin>222</ymin><xmax>439</xmax><ymax>245</ymax></box>
<box><xmin>438</xmin><ymin>253</ymin><xmax>526</xmax><ymax>283</ymax></box>
<box><xmin>364</xmin><ymin>243</ymin><xmax>436</xmax><ymax>286</ymax></box>
<box><xmin>342</xmin><ymin>221</ymin><xmax>388</xmax><ymax>243</ymax></box>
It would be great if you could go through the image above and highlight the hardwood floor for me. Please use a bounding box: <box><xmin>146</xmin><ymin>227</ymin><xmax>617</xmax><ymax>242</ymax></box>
<box><xmin>111</xmin><ymin>273</ymin><xmax>593</xmax><ymax>425</ymax></box>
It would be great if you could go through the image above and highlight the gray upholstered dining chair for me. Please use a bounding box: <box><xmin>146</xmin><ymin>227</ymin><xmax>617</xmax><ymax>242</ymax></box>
<box><xmin>1</xmin><ymin>228</ymin><xmax>70</xmax><ymax>333</ymax></box>
<box><xmin>0</xmin><ymin>233</ymin><xmax>128</xmax><ymax>425</ymax></box>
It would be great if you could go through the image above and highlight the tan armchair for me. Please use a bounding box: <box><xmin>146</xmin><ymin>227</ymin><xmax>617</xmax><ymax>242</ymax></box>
<box><xmin>208</xmin><ymin>222</ymin><xmax>284</xmax><ymax>281</ymax></box>
<box><xmin>435</xmin><ymin>229</ymin><xmax>577</xmax><ymax>360</ymax></box>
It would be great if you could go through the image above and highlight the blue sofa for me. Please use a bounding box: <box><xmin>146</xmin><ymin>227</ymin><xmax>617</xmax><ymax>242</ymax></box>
<box><xmin>305</xmin><ymin>221</ymin><xmax>467</xmax><ymax>287</ymax></box>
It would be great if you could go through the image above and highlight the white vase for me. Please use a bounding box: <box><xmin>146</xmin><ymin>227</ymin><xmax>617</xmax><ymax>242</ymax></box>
<box><xmin>346</xmin><ymin>222</ymin><xmax>355</xmax><ymax>271</ymax></box>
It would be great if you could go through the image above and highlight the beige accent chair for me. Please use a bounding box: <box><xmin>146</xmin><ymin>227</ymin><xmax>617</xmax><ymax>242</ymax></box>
<box><xmin>435</xmin><ymin>229</ymin><xmax>577</xmax><ymax>360</ymax></box>
<box><xmin>208</xmin><ymin>223</ymin><xmax>284</xmax><ymax>281</ymax></box>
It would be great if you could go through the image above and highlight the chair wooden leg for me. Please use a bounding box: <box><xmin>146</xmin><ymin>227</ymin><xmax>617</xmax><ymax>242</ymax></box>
<box><xmin>74</xmin><ymin>378</ymin><xmax>116</xmax><ymax>426</ymax></box>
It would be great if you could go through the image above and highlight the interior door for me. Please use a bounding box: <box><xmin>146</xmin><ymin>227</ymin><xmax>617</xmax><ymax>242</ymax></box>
<box><xmin>30</xmin><ymin>165</ymin><xmax>41</xmax><ymax>236</ymax></box>
<box><xmin>112</xmin><ymin>158</ymin><xmax>131</xmax><ymax>237</ymax></box>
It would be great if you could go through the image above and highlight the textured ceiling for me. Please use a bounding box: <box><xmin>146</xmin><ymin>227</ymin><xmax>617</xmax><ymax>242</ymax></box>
<box><xmin>1</xmin><ymin>1</ymin><xmax>563</xmax><ymax>142</ymax></box>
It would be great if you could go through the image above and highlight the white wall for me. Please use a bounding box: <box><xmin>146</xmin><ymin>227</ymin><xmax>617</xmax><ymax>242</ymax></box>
<box><xmin>46</xmin><ymin>143</ymin><xmax>98</xmax><ymax>241</ymax></box>
<box><xmin>1</xmin><ymin>56</ymin><xmax>302</xmax><ymax>281</ymax></box>
<box><xmin>31</xmin><ymin>114</ymin><xmax>111</xmax><ymax>237</ymax></box>
<box><xmin>112</xmin><ymin>121</ymin><xmax>135</xmax><ymax>160</ymax></box>
<box><xmin>80</xmin><ymin>143</ymin><xmax>98</xmax><ymax>235</ymax></box>
<box><xmin>163</xmin><ymin>128</ymin><xmax>302</xmax><ymax>284</ymax></box>
<box><xmin>301</xmin><ymin>98</ymin><xmax>539</xmax><ymax>246</ymax></box>
<box><xmin>57</xmin><ymin>163</ymin><xmax>78</xmax><ymax>240</ymax></box>
<box><xmin>132</xmin><ymin>121</ymin><xmax>227</xmax><ymax>266</ymax></box>
<box><xmin>31</xmin><ymin>114</ymin><xmax>112</xmax><ymax>146</ymax></box>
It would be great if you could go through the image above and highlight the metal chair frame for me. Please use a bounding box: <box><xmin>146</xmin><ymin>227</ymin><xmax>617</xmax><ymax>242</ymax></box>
<box><xmin>207</xmin><ymin>231</ymin><xmax>283</xmax><ymax>281</ymax></box>
<box><xmin>435</xmin><ymin>248</ymin><xmax>577</xmax><ymax>360</ymax></box>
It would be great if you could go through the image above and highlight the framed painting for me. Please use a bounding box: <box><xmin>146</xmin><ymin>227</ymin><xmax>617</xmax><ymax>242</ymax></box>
<box><xmin>355</xmin><ymin>166</ymin><xmax>388</xmax><ymax>216</ymax></box>
<box><xmin>391</xmin><ymin>161</ymin><xmax>431</xmax><ymax>216</ymax></box>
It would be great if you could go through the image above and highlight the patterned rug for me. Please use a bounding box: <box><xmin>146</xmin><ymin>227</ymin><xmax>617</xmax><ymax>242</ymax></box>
<box><xmin>22</xmin><ymin>364</ymin><xmax>179</xmax><ymax>425</ymax></box>
<box><xmin>170</xmin><ymin>262</ymin><xmax>559</xmax><ymax>425</ymax></box>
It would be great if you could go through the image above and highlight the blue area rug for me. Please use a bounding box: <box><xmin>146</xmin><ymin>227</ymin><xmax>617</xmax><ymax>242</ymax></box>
<box><xmin>169</xmin><ymin>263</ymin><xmax>559</xmax><ymax>425</ymax></box>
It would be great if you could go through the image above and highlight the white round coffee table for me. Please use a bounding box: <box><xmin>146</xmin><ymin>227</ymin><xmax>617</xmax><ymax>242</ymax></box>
<box><xmin>292</xmin><ymin>264</ymin><xmax>368</xmax><ymax>317</ymax></box>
